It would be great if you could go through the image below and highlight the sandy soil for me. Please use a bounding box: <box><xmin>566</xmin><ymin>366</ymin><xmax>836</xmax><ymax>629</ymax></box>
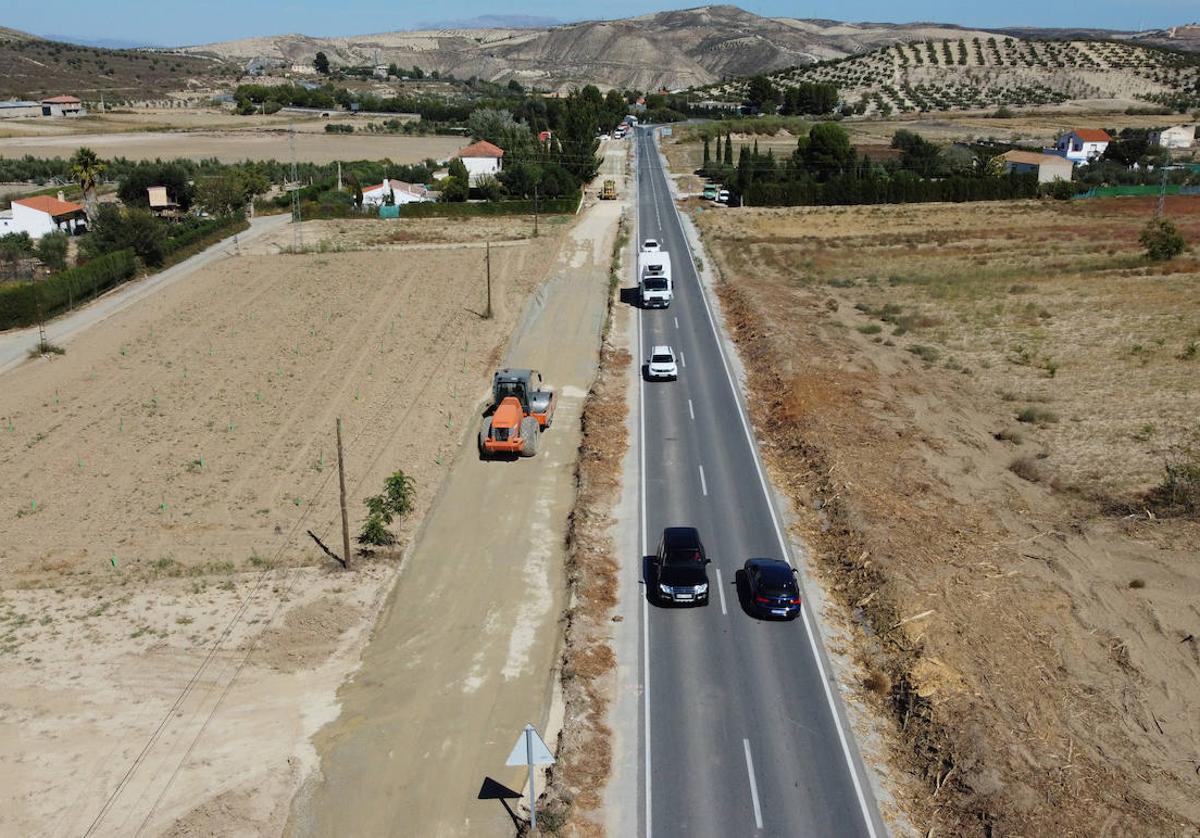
<box><xmin>0</xmin><ymin>220</ymin><xmax>566</xmax><ymax>835</ymax></box>
<box><xmin>285</xmin><ymin>142</ymin><xmax>626</xmax><ymax>838</ymax></box>
<box><xmin>695</xmin><ymin>197</ymin><xmax>1200</xmax><ymax>834</ymax></box>
<box><xmin>0</xmin><ymin>131</ymin><xmax>463</xmax><ymax>164</ymax></box>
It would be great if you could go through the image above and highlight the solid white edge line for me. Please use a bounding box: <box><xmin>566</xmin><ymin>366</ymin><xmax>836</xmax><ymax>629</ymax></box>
<box><xmin>653</xmin><ymin>133</ymin><xmax>880</xmax><ymax>838</ymax></box>
<box><xmin>698</xmin><ymin>464</ymin><xmax>708</xmax><ymax>496</ymax></box>
<box><xmin>715</xmin><ymin>566</ymin><xmax>728</xmax><ymax>615</ymax></box>
<box><xmin>637</xmin><ymin>132</ymin><xmax>653</xmax><ymax>838</ymax></box>
<box><xmin>743</xmin><ymin>738</ymin><xmax>764</xmax><ymax>830</ymax></box>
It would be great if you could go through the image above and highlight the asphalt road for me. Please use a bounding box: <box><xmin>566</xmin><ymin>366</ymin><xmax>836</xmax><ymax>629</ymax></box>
<box><xmin>633</xmin><ymin>126</ymin><xmax>887</xmax><ymax>837</ymax></box>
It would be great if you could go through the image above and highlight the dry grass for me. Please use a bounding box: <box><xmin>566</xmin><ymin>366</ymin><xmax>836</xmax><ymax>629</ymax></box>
<box><xmin>537</xmin><ymin>271</ymin><xmax>630</xmax><ymax>835</ymax></box>
<box><xmin>698</xmin><ymin>195</ymin><xmax>1200</xmax><ymax>836</ymax></box>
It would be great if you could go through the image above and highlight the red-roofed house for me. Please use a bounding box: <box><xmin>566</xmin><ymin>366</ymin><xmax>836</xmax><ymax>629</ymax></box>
<box><xmin>41</xmin><ymin>95</ymin><xmax>83</xmax><ymax>117</ymax></box>
<box><xmin>361</xmin><ymin>179</ymin><xmax>433</xmax><ymax>207</ymax></box>
<box><xmin>0</xmin><ymin>193</ymin><xmax>87</xmax><ymax>238</ymax></box>
<box><xmin>1052</xmin><ymin>129</ymin><xmax>1111</xmax><ymax>164</ymax></box>
<box><xmin>453</xmin><ymin>140</ymin><xmax>504</xmax><ymax>186</ymax></box>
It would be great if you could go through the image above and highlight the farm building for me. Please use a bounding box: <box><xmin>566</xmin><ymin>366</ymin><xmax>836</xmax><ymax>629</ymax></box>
<box><xmin>0</xmin><ymin>100</ymin><xmax>42</xmax><ymax>119</ymax></box>
<box><xmin>452</xmin><ymin>140</ymin><xmax>504</xmax><ymax>187</ymax></box>
<box><xmin>998</xmin><ymin>150</ymin><xmax>1075</xmax><ymax>183</ymax></box>
<box><xmin>1149</xmin><ymin>125</ymin><xmax>1196</xmax><ymax>149</ymax></box>
<box><xmin>361</xmin><ymin>179</ymin><xmax>433</xmax><ymax>207</ymax></box>
<box><xmin>41</xmin><ymin>95</ymin><xmax>83</xmax><ymax>117</ymax></box>
<box><xmin>0</xmin><ymin>194</ymin><xmax>87</xmax><ymax>238</ymax></box>
<box><xmin>1051</xmin><ymin>129</ymin><xmax>1111</xmax><ymax>164</ymax></box>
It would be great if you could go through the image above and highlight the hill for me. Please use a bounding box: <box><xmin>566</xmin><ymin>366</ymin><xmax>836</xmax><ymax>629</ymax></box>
<box><xmin>0</xmin><ymin>27</ymin><xmax>228</xmax><ymax>101</ymax></box>
<box><xmin>177</xmin><ymin>6</ymin><xmax>1019</xmax><ymax>92</ymax></box>
<box><xmin>715</xmin><ymin>36</ymin><xmax>1200</xmax><ymax>114</ymax></box>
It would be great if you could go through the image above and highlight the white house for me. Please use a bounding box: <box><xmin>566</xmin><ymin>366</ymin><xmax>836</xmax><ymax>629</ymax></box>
<box><xmin>1051</xmin><ymin>129</ymin><xmax>1111</xmax><ymax>164</ymax></box>
<box><xmin>0</xmin><ymin>194</ymin><xmax>87</xmax><ymax>238</ymax></box>
<box><xmin>1149</xmin><ymin>125</ymin><xmax>1196</xmax><ymax>149</ymax></box>
<box><xmin>360</xmin><ymin>179</ymin><xmax>433</xmax><ymax>207</ymax></box>
<box><xmin>453</xmin><ymin>140</ymin><xmax>504</xmax><ymax>187</ymax></box>
<box><xmin>41</xmin><ymin>95</ymin><xmax>83</xmax><ymax>117</ymax></box>
<box><xmin>997</xmin><ymin>150</ymin><xmax>1075</xmax><ymax>184</ymax></box>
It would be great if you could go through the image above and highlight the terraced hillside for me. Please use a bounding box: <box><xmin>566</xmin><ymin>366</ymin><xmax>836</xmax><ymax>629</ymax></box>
<box><xmin>712</xmin><ymin>37</ymin><xmax>1200</xmax><ymax>114</ymax></box>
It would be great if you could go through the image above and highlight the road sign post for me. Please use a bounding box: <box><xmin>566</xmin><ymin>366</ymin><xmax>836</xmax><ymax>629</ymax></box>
<box><xmin>506</xmin><ymin>723</ymin><xmax>555</xmax><ymax>832</ymax></box>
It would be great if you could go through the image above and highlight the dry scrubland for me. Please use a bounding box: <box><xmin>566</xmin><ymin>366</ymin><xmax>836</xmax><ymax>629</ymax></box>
<box><xmin>697</xmin><ymin>197</ymin><xmax>1200</xmax><ymax>834</ymax></box>
<box><xmin>0</xmin><ymin>217</ymin><xmax>564</xmax><ymax>835</ymax></box>
<box><xmin>248</xmin><ymin>214</ymin><xmax>569</xmax><ymax>255</ymax></box>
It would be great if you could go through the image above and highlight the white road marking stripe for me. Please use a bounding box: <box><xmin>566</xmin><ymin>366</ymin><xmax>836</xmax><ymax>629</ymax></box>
<box><xmin>687</xmin><ymin>399</ymin><xmax>694</xmax><ymax>420</ymax></box>
<box><xmin>678</xmin><ymin>351</ymin><xmax>685</xmax><ymax>368</ymax></box>
<box><xmin>637</xmin><ymin>132</ymin><xmax>653</xmax><ymax>838</ymax></box>
<box><xmin>743</xmin><ymin>739</ymin><xmax>763</xmax><ymax>830</ymax></box>
<box><xmin>674</xmin><ymin>316</ymin><xmax>679</xmax><ymax>329</ymax></box>
<box><xmin>658</xmin><ymin>131</ymin><xmax>881</xmax><ymax>838</ymax></box>
<box><xmin>715</xmin><ymin>567</ymin><xmax>728</xmax><ymax>615</ymax></box>
<box><xmin>698</xmin><ymin>464</ymin><xmax>708</xmax><ymax>496</ymax></box>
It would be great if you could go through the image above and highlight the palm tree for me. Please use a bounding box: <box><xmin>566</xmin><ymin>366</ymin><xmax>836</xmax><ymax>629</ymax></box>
<box><xmin>69</xmin><ymin>147</ymin><xmax>106</xmax><ymax>220</ymax></box>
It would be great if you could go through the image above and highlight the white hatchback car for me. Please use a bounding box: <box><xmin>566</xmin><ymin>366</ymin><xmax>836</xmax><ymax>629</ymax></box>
<box><xmin>646</xmin><ymin>345</ymin><xmax>678</xmax><ymax>381</ymax></box>
<box><xmin>641</xmin><ymin>238</ymin><xmax>661</xmax><ymax>253</ymax></box>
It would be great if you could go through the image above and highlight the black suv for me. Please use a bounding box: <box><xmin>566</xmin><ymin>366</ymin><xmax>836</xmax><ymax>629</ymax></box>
<box><xmin>651</xmin><ymin>527</ymin><xmax>710</xmax><ymax>605</ymax></box>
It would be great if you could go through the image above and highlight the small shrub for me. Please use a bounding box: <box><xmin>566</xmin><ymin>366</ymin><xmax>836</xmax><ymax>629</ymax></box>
<box><xmin>1009</xmin><ymin>456</ymin><xmax>1043</xmax><ymax>483</ymax></box>
<box><xmin>907</xmin><ymin>343</ymin><xmax>940</xmax><ymax>363</ymax></box>
<box><xmin>862</xmin><ymin>670</ymin><xmax>892</xmax><ymax>695</ymax></box>
<box><xmin>358</xmin><ymin>470</ymin><xmax>417</xmax><ymax>546</ymax></box>
<box><xmin>857</xmin><ymin>323</ymin><xmax>882</xmax><ymax>334</ymax></box>
<box><xmin>994</xmin><ymin>428</ymin><xmax>1023</xmax><ymax>444</ymax></box>
<box><xmin>1016</xmin><ymin>406</ymin><xmax>1058</xmax><ymax>425</ymax></box>
<box><xmin>1140</xmin><ymin>217</ymin><xmax>1186</xmax><ymax>261</ymax></box>
<box><xmin>1128</xmin><ymin>578</ymin><xmax>1146</xmax><ymax>589</ymax></box>
<box><xmin>1151</xmin><ymin>455</ymin><xmax>1200</xmax><ymax>515</ymax></box>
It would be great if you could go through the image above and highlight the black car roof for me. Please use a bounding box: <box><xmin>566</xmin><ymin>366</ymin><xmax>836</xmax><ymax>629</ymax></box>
<box><xmin>748</xmin><ymin>558</ymin><xmax>794</xmax><ymax>579</ymax></box>
<box><xmin>662</xmin><ymin>527</ymin><xmax>702</xmax><ymax>548</ymax></box>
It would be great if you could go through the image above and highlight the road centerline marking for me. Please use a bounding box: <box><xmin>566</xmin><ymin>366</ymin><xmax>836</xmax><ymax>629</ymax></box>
<box><xmin>715</xmin><ymin>567</ymin><xmax>728</xmax><ymax>615</ymax></box>
<box><xmin>698</xmin><ymin>464</ymin><xmax>708</xmax><ymax>496</ymax></box>
<box><xmin>687</xmin><ymin>398</ymin><xmax>694</xmax><ymax>420</ymax></box>
<box><xmin>743</xmin><ymin>738</ymin><xmax>764</xmax><ymax>830</ymax></box>
<box><xmin>678</xmin><ymin>350</ymin><xmax>685</xmax><ymax>368</ymax></box>
<box><xmin>674</xmin><ymin>316</ymin><xmax>679</xmax><ymax>329</ymax></box>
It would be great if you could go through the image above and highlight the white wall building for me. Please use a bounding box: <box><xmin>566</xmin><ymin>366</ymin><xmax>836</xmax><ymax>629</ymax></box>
<box><xmin>41</xmin><ymin>95</ymin><xmax>83</xmax><ymax>117</ymax></box>
<box><xmin>0</xmin><ymin>100</ymin><xmax>42</xmax><ymax>119</ymax></box>
<box><xmin>1051</xmin><ymin>129</ymin><xmax>1111</xmax><ymax>164</ymax></box>
<box><xmin>1149</xmin><ymin>125</ymin><xmax>1196</xmax><ymax>149</ymax></box>
<box><xmin>361</xmin><ymin>179</ymin><xmax>433</xmax><ymax>207</ymax></box>
<box><xmin>453</xmin><ymin>140</ymin><xmax>504</xmax><ymax>187</ymax></box>
<box><xmin>998</xmin><ymin>150</ymin><xmax>1075</xmax><ymax>183</ymax></box>
<box><xmin>0</xmin><ymin>194</ymin><xmax>87</xmax><ymax>238</ymax></box>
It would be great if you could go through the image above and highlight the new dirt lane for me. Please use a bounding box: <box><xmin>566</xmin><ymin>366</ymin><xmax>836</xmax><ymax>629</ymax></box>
<box><xmin>287</xmin><ymin>151</ymin><xmax>625</xmax><ymax>838</ymax></box>
<box><xmin>633</xmin><ymin>127</ymin><xmax>887</xmax><ymax>837</ymax></box>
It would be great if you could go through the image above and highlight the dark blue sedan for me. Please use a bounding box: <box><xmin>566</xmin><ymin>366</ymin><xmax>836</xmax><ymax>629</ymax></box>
<box><xmin>743</xmin><ymin>558</ymin><xmax>802</xmax><ymax>620</ymax></box>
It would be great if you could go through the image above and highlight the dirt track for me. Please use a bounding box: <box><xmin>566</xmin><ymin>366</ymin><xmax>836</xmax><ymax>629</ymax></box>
<box><xmin>287</xmin><ymin>144</ymin><xmax>627</xmax><ymax>838</ymax></box>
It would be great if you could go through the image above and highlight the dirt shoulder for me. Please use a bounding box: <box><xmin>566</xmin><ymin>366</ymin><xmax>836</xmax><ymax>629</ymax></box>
<box><xmin>694</xmin><ymin>197</ymin><xmax>1200</xmax><ymax>834</ymax></box>
<box><xmin>0</xmin><ymin>218</ymin><xmax>565</xmax><ymax>836</ymax></box>
<box><xmin>284</xmin><ymin>145</ymin><xmax>627</xmax><ymax>838</ymax></box>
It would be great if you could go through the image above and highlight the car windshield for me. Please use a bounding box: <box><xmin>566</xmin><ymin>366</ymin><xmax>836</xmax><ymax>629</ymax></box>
<box><xmin>664</xmin><ymin>548</ymin><xmax>701</xmax><ymax>564</ymax></box>
<box><xmin>661</xmin><ymin>564</ymin><xmax>707</xmax><ymax>585</ymax></box>
<box><xmin>651</xmin><ymin>354</ymin><xmax>673</xmax><ymax>364</ymax></box>
<box><xmin>644</xmin><ymin>277</ymin><xmax>668</xmax><ymax>290</ymax></box>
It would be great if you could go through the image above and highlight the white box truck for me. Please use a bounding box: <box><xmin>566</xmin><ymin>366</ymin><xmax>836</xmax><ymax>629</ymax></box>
<box><xmin>638</xmin><ymin>250</ymin><xmax>672</xmax><ymax>308</ymax></box>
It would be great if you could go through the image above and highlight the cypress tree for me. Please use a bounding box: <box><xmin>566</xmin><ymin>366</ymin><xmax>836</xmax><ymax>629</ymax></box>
<box><xmin>723</xmin><ymin>132</ymin><xmax>733</xmax><ymax>165</ymax></box>
<box><xmin>703</xmin><ymin>136</ymin><xmax>711</xmax><ymax>168</ymax></box>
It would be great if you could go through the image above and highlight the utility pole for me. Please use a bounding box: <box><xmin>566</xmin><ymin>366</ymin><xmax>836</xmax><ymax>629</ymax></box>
<box><xmin>336</xmin><ymin>418</ymin><xmax>352</xmax><ymax>570</ymax></box>
<box><xmin>290</xmin><ymin>125</ymin><xmax>303</xmax><ymax>251</ymax></box>
<box><xmin>484</xmin><ymin>241</ymin><xmax>493</xmax><ymax>319</ymax></box>
<box><xmin>533</xmin><ymin>183</ymin><xmax>539</xmax><ymax>237</ymax></box>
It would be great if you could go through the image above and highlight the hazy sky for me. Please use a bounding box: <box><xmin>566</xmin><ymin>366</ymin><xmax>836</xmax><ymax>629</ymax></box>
<box><xmin>4</xmin><ymin>0</ymin><xmax>1194</xmax><ymax>46</ymax></box>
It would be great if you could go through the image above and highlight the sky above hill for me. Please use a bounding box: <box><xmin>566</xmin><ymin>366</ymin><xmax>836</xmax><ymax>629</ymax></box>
<box><xmin>4</xmin><ymin>0</ymin><xmax>1193</xmax><ymax>46</ymax></box>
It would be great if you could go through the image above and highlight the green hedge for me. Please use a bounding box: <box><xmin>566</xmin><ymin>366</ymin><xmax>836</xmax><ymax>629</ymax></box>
<box><xmin>0</xmin><ymin>249</ymin><xmax>137</xmax><ymax>330</ymax></box>
<box><xmin>395</xmin><ymin>193</ymin><xmax>581</xmax><ymax>218</ymax></box>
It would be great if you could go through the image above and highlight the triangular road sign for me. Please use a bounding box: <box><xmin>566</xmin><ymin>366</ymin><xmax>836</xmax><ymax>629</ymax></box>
<box><xmin>506</xmin><ymin>724</ymin><xmax>555</xmax><ymax>766</ymax></box>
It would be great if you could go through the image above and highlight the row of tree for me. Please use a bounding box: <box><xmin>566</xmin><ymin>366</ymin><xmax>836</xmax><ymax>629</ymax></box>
<box><xmin>701</xmin><ymin>123</ymin><xmax>1042</xmax><ymax>207</ymax></box>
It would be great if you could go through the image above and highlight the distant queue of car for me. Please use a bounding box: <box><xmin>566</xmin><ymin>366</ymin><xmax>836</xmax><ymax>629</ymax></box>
<box><xmin>650</xmin><ymin>527</ymin><xmax>802</xmax><ymax>620</ymax></box>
